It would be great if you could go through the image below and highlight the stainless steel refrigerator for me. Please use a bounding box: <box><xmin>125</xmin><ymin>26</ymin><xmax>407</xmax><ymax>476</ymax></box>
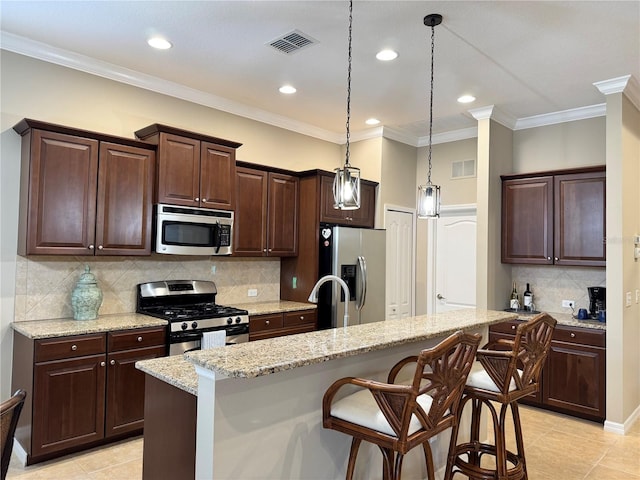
<box><xmin>317</xmin><ymin>224</ymin><xmax>386</xmax><ymax>329</ymax></box>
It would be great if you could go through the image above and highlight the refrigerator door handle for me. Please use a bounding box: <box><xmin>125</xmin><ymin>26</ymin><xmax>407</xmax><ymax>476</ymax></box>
<box><xmin>356</xmin><ymin>255</ymin><xmax>367</xmax><ymax>311</ymax></box>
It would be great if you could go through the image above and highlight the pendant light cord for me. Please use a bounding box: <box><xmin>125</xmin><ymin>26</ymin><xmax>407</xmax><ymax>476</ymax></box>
<box><xmin>427</xmin><ymin>20</ymin><xmax>435</xmax><ymax>184</ymax></box>
<box><xmin>345</xmin><ymin>0</ymin><xmax>353</xmax><ymax>167</ymax></box>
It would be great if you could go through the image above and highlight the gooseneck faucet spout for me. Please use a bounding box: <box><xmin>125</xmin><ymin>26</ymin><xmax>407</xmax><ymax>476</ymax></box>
<box><xmin>308</xmin><ymin>275</ymin><xmax>350</xmax><ymax>328</ymax></box>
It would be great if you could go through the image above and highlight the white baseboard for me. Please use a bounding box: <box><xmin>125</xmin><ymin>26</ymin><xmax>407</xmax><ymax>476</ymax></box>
<box><xmin>604</xmin><ymin>403</ymin><xmax>640</xmax><ymax>435</ymax></box>
<box><xmin>13</xmin><ymin>438</ymin><xmax>28</xmax><ymax>466</ymax></box>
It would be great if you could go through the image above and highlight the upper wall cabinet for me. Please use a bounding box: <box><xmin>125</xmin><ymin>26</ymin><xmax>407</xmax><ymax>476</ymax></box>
<box><xmin>135</xmin><ymin>124</ymin><xmax>241</xmax><ymax>210</ymax></box>
<box><xmin>501</xmin><ymin>167</ymin><xmax>606</xmax><ymax>266</ymax></box>
<box><xmin>319</xmin><ymin>173</ymin><xmax>376</xmax><ymax>228</ymax></box>
<box><xmin>14</xmin><ymin>119</ymin><xmax>156</xmax><ymax>256</ymax></box>
<box><xmin>233</xmin><ymin>165</ymin><xmax>299</xmax><ymax>257</ymax></box>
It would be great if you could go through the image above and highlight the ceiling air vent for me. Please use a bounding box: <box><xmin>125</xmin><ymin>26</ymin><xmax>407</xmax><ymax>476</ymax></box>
<box><xmin>268</xmin><ymin>30</ymin><xmax>317</xmax><ymax>55</ymax></box>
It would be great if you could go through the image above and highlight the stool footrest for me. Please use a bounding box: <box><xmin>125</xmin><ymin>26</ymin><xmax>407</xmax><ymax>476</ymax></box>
<box><xmin>450</xmin><ymin>442</ymin><xmax>525</xmax><ymax>480</ymax></box>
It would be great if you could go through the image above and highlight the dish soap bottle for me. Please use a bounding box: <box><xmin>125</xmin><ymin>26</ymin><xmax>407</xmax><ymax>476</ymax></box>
<box><xmin>509</xmin><ymin>281</ymin><xmax>520</xmax><ymax>310</ymax></box>
<box><xmin>71</xmin><ymin>265</ymin><xmax>103</xmax><ymax>320</ymax></box>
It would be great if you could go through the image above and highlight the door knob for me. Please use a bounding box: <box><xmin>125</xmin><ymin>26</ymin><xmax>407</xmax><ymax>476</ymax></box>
<box><xmin>437</xmin><ymin>294</ymin><xmax>445</xmax><ymax>300</ymax></box>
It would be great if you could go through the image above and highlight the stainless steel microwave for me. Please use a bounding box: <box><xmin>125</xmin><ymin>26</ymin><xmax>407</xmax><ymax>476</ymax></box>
<box><xmin>155</xmin><ymin>204</ymin><xmax>233</xmax><ymax>255</ymax></box>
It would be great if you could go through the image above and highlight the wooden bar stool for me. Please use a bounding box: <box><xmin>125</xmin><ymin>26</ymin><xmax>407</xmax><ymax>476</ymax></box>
<box><xmin>322</xmin><ymin>331</ymin><xmax>481</xmax><ymax>480</ymax></box>
<box><xmin>444</xmin><ymin>313</ymin><xmax>557</xmax><ymax>480</ymax></box>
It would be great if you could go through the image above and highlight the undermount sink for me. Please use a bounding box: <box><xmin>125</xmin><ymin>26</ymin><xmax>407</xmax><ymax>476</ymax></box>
<box><xmin>503</xmin><ymin>308</ymin><xmax>541</xmax><ymax>315</ymax></box>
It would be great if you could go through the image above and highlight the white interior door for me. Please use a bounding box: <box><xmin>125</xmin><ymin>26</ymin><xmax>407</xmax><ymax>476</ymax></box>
<box><xmin>435</xmin><ymin>212</ymin><xmax>477</xmax><ymax>313</ymax></box>
<box><xmin>385</xmin><ymin>207</ymin><xmax>415</xmax><ymax>320</ymax></box>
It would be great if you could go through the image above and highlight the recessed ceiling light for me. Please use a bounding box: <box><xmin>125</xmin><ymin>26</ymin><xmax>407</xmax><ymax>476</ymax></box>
<box><xmin>365</xmin><ymin>118</ymin><xmax>380</xmax><ymax>126</ymax></box>
<box><xmin>147</xmin><ymin>37</ymin><xmax>172</xmax><ymax>50</ymax></box>
<box><xmin>457</xmin><ymin>94</ymin><xmax>476</xmax><ymax>104</ymax></box>
<box><xmin>279</xmin><ymin>85</ymin><xmax>297</xmax><ymax>94</ymax></box>
<box><xmin>376</xmin><ymin>49</ymin><xmax>398</xmax><ymax>61</ymax></box>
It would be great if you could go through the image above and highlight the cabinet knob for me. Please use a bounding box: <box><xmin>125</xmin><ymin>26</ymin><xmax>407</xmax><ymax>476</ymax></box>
<box><xmin>202</xmin><ymin>198</ymin><xmax>207</xmax><ymax>202</ymax></box>
<box><xmin>100</xmin><ymin>361</ymin><xmax>106</xmax><ymax>367</ymax></box>
<box><xmin>263</xmin><ymin>249</ymin><xmax>267</xmax><ymax>252</ymax></box>
<box><xmin>511</xmin><ymin>325</ymin><xmax>516</xmax><ymax>330</ymax></box>
<box><xmin>554</xmin><ymin>257</ymin><xmax>559</xmax><ymax>261</ymax></box>
<box><xmin>137</xmin><ymin>336</ymin><xmax>143</xmax><ymax>342</ymax></box>
<box><xmin>88</xmin><ymin>245</ymin><xmax>94</xmax><ymax>250</ymax></box>
<box><xmin>570</xmin><ymin>332</ymin><xmax>576</xmax><ymax>338</ymax></box>
<box><xmin>547</xmin><ymin>256</ymin><xmax>551</xmax><ymax>260</ymax></box>
<box><xmin>110</xmin><ymin>359</ymin><xmax>116</xmax><ymax>365</ymax></box>
<box><xmin>98</xmin><ymin>245</ymin><xmax>103</xmax><ymax>250</ymax></box>
<box><xmin>71</xmin><ymin>344</ymin><xmax>78</xmax><ymax>351</ymax></box>
<box><xmin>265</xmin><ymin>320</ymin><xmax>270</xmax><ymax>325</ymax></box>
<box><xmin>195</xmin><ymin>197</ymin><xmax>199</xmax><ymax>202</ymax></box>
<box><xmin>300</xmin><ymin>316</ymin><xmax>304</xmax><ymax>320</ymax></box>
<box><xmin>268</xmin><ymin>249</ymin><xmax>272</xmax><ymax>252</ymax></box>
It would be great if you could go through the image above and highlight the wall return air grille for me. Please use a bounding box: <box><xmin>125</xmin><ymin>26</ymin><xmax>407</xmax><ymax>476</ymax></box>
<box><xmin>268</xmin><ymin>30</ymin><xmax>317</xmax><ymax>54</ymax></box>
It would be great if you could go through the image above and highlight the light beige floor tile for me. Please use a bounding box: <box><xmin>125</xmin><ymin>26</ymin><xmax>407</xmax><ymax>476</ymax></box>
<box><xmin>585</xmin><ymin>464</ymin><xmax>640</xmax><ymax>479</ymax></box>
<box><xmin>87</xmin><ymin>459</ymin><xmax>142</xmax><ymax>480</ymax></box>
<box><xmin>598</xmin><ymin>434</ymin><xmax>640</xmax><ymax>476</ymax></box>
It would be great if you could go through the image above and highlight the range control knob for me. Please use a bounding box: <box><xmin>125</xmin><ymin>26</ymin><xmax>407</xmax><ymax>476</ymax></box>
<box><xmin>181</xmin><ymin>322</ymin><xmax>188</xmax><ymax>330</ymax></box>
<box><xmin>235</xmin><ymin>316</ymin><xmax>242</xmax><ymax>324</ymax></box>
<box><xmin>226</xmin><ymin>317</ymin><xmax>233</xmax><ymax>325</ymax></box>
<box><xmin>191</xmin><ymin>321</ymin><xmax>198</xmax><ymax>329</ymax></box>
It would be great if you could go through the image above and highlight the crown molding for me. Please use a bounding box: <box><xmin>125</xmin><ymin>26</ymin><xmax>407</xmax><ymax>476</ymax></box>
<box><xmin>514</xmin><ymin>103</ymin><xmax>606</xmax><ymax>130</ymax></box>
<box><xmin>0</xmin><ymin>31</ymin><xmax>343</xmax><ymax>144</ymax></box>
<box><xmin>381</xmin><ymin>126</ymin><xmax>419</xmax><ymax>147</ymax></box>
<box><xmin>594</xmin><ymin>75</ymin><xmax>640</xmax><ymax>112</ymax></box>
<box><xmin>467</xmin><ymin>105</ymin><xmax>517</xmax><ymax>129</ymax></box>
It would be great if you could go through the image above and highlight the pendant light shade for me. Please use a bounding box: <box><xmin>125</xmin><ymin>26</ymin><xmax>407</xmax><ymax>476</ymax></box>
<box><xmin>333</xmin><ymin>0</ymin><xmax>361</xmax><ymax>210</ymax></box>
<box><xmin>417</xmin><ymin>13</ymin><xmax>442</xmax><ymax>219</ymax></box>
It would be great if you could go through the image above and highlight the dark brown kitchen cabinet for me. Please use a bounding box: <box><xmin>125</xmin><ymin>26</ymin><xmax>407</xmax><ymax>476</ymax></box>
<box><xmin>234</xmin><ymin>166</ymin><xmax>299</xmax><ymax>257</ymax></box>
<box><xmin>501</xmin><ymin>167</ymin><xmax>606</xmax><ymax>266</ymax></box>
<box><xmin>12</xmin><ymin>326</ymin><xmax>166</xmax><ymax>465</ymax></box>
<box><xmin>319</xmin><ymin>173</ymin><xmax>376</xmax><ymax>228</ymax></box>
<box><xmin>249</xmin><ymin>309</ymin><xmax>317</xmax><ymax>341</ymax></box>
<box><xmin>134</xmin><ymin>124</ymin><xmax>241</xmax><ymax>210</ymax></box>
<box><xmin>489</xmin><ymin>320</ymin><xmax>606</xmax><ymax>422</ymax></box>
<box><xmin>13</xmin><ymin>119</ymin><xmax>155</xmax><ymax>256</ymax></box>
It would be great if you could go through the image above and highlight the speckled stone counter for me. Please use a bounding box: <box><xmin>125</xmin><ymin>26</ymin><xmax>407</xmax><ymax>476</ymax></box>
<box><xmin>12</xmin><ymin>313</ymin><xmax>167</xmax><ymax>339</ymax></box>
<box><xmin>185</xmin><ymin>308</ymin><xmax>516</xmax><ymax>379</ymax></box>
<box><xmin>137</xmin><ymin>355</ymin><xmax>197</xmax><ymax>395</ymax></box>
<box><xmin>233</xmin><ymin>300</ymin><xmax>316</xmax><ymax>316</ymax></box>
<box><xmin>515</xmin><ymin>311</ymin><xmax>607</xmax><ymax>331</ymax></box>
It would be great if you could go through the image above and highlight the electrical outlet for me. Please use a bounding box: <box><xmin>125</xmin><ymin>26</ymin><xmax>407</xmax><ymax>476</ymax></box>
<box><xmin>248</xmin><ymin>288</ymin><xmax>258</xmax><ymax>297</ymax></box>
<box><xmin>636</xmin><ymin>289</ymin><xmax>640</xmax><ymax>304</ymax></box>
<box><xmin>210</xmin><ymin>265</ymin><xmax>216</xmax><ymax>275</ymax></box>
<box><xmin>562</xmin><ymin>300</ymin><xmax>575</xmax><ymax>309</ymax></box>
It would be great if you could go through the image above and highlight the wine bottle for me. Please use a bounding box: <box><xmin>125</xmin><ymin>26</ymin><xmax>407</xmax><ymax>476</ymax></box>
<box><xmin>509</xmin><ymin>281</ymin><xmax>519</xmax><ymax>310</ymax></box>
<box><xmin>523</xmin><ymin>283</ymin><xmax>533</xmax><ymax>312</ymax></box>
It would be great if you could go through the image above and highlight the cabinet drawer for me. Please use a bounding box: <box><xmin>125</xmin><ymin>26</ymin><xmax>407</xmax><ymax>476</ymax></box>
<box><xmin>108</xmin><ymin>327</ymin><xmax>166</xmax><ymax>352</ymax></box>
<box><xmin>283</xmin><ymin>310</ymin><xmax>317</xmax><ymax>328</ymax></box>
<box><xmin>488</xmin><ymin>320</ymin><xmax>523</xmax><ymax>335</ymax></box>
<box><xmin>35</xmin><ymin>333</ymin><xmax>106</xmax><ymax>363</ymax></box>
<box><xmin>553</xmin><ymin>326</ymin><xmax>605</xmax><ymax>348</ymax></box>
<box><xmin>249</xmin><ymin>313</ymin><xmax>284</xmax><ymax>333</ymax></box>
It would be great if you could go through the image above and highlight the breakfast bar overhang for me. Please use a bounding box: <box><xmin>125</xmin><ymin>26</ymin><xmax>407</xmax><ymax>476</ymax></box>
<box><xmin>182</xmin><ymin>309</ymin><xmax>516</xmax><ymax>479</ymax></box>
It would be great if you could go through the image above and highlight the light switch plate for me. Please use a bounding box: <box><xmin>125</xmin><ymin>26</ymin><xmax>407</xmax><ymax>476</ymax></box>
<box><xmin>626</xmin><ymin>292</ymin><xmax>632</xmax><ymax>307</ymax></box>
<box><xmin>248</xmin><ymin>288</ymin><xmax>258</xmax><ymax>297</ymax></box>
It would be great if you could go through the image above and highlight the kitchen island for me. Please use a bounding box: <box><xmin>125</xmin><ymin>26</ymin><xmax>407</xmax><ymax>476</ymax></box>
<box><xmin>138</xmin><ymin>308</ymin><xmax>516</xmax><ymax>479</ymax></box>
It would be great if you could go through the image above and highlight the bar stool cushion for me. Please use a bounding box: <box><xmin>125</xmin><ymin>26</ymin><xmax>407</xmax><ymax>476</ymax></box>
<box><xmin>466</xmin><ymin>366</ymin><xmax>522</xmax><ymax>393</ymax></box>
<box><xmin>331</xmin><ymin>389</ymin><xmax>434</xmax><ymax>437</ymax></box>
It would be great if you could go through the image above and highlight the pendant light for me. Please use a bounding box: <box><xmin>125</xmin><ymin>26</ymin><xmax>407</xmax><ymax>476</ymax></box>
<box><xmin>333</xmin><ymin>0</ymin><xmax>361</xmax><ymax>210</ymax></box>
<box><xmin>417</xmin><ymin>13</ymin><xmax>442</xmax><ymax>218</ymax></box>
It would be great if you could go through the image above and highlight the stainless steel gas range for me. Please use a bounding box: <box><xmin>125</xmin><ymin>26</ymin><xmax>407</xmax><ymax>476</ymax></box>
<box><xmin>136</xmin><ymin>280</ymin><xmax>249</xmax><ymax>356</ymax></box>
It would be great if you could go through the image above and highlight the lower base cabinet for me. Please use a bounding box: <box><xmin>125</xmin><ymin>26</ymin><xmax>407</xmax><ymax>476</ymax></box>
<box><xmin>12</xmin><ymin>326</ymin><xmax>166</xmax><ymax>464</ymax></box>
<box><xmin>249</xmin><ymin>309</ymin><xmax>317</xmax><ymax>341</ymax></box>
<box><xmin>489</xmin><ymin>320</ymin><xmax>606</xmax><ymax>422</ymax></box>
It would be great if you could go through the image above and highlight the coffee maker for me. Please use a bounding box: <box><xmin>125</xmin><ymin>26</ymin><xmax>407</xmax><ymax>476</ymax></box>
<box><xmin>588</xmin><ymin>286</ymin><xmax>606</xmax><ymax>318</ymax></box>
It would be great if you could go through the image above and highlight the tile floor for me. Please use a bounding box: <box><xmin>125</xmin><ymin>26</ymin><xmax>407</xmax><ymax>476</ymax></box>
<box><xmin>6</xmin><ymin>405</ymin><xmax>640</xmax><ymax>479</ymax></box>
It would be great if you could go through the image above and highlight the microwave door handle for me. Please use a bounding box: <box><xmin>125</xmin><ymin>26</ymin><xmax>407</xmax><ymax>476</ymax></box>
<box><xmin>213</xmin><ymin>221</ymin><xmax>221</xmax><ymax>254</ymax></box>
<box><xmin>356</xmin><ymin>255</ymin><xmax>367</xmax><ymax>311</ymax></box>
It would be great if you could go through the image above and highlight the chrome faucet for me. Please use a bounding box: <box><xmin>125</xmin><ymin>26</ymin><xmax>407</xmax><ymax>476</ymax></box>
<box><xmin>308</xmin><ymin>275</ymin><xmax>350</xmax><ymax>328</ymax></box>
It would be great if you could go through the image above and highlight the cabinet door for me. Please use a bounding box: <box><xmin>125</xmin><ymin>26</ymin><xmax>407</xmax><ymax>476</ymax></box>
<box><xmin>501</xmin><ymin>177</ymin><xmax>554</xmax><ymax>264</ymax></box>
<box><xmin>554</xmin><ymin>171</ymin><xmax>606</xmax><ymax>266</ymax></box>
<box><xmin>348</xmin><ymin>182</ymin><xmax>376</xmax><ymax>228</ymax></box>
<box><xmin>542</xmin><ymin>339</ymin><xmax>605</xmax><ymax>421</ymax></box>
<box><xmin>157</xmin><ymin>133</ymin><xmax>200</xmax><ymax>206</ymax></box>
<box><xmin>319</xmin><ymin>174</ymin><xmax>347</xmax><ymax>224</ymax></box>
<box><xmin>105</xmin><ymin>345</ymin><xmax>166</xmax><ymax>438</ymax></box>
<box><xmin>267</xmin><ymin>173</ymin><xmax>299</xmax><ymax>256</ymax></box>
<box><xmin>95</xmin><ymin>142</ymin><xmax>155</xmax><ymax>255</ymax></box>
<box><xmin>25</xmin><ymin>130</ymin><xmax>99</xmax><ymax>255</ymax></box>
<box><xmin>200</xmin><ymin>142</ymin><xmax>236</xmax><ymax>210</ymax></box>
<box><xmin>33</xmin><ymin>354</ymin><xmax>106</xmax><ymax>457</ymax></box>
<box><xmin>234</xmin><ymin>168</ymin><xmax>268</xmax><ymax>256</ymax></box>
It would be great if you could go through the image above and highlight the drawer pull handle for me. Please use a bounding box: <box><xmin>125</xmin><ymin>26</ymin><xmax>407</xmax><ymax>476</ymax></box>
<box><xmin>100</xmin><ymin>361</ymin><xmax>106</xmax><ymax>367</ymax></box>
<box><xmin>110</xmin><ymin>360</ymin><xmax>116</xmax><ymax>365</ymax></box>
<box><xmin>71</xmin><ymin>344</ymin><xmax>78</xmax><ymax>351</ymax></box>
<box><xmin>570</xmin><ymin>332</ymin><xmax>576</xmax><ymax>338</ymax></box>
<box><xmin>137</xmin><ymin>336</ymin><xmax>143</xmax><ymax>342</ymax></box>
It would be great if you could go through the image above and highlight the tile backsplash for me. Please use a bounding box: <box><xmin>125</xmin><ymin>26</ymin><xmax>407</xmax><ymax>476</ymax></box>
<box><xmin>512</xmin><ymin>265</ymin><xmax>606</xmax><ymax>314</ymax></box>
<box><xmin>14</xmin><ymin>255</ymin><xmax>281</xmax><ymax>322</ymax></box>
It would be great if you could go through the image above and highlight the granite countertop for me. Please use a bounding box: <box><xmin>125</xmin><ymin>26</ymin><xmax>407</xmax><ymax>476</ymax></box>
<box><xmin>12</xmin><ymin>313</ymin><xmax>168</xmax><ymax>339</ymax></box>
<box><xmin>233</xmin><ymin>300</ymin><xmax>317</xmax><ymax>316</ymax></box>
<box><xmin>515</xmin><ymin>311</ymin><xmax>606</xmax><ymax>331</ymax></box>
<box><xmin>136</xmin><ymin>355</ymin><xmax>197</xmax><ymax>396</ymax></box>
<box><xmin>184</xmin><ymin>308</ymin><xmax>516</xmax><ymax>380</ymax></box>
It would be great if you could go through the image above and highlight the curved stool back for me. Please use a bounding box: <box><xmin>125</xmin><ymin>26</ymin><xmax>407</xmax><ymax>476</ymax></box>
<box><xmin>1</xmin><ymin>389</ymin><xmax>27</xmax><ymax>480</ymax></box>
<box><xmin>323</xmin><ymin>331</ymin><xmax>481</xmax><ymax>480</ymax></box>
<box><xmin>445</xmin><ymin>313</ymin><xmax>557</xmax><ymax>480</ymax></box>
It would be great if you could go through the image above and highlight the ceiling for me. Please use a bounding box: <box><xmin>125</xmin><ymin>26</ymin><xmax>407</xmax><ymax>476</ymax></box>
<box><xmin>1</xmin><ymin>1</ymin><xmax>639</xmax><ymax>144</ymax></box>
